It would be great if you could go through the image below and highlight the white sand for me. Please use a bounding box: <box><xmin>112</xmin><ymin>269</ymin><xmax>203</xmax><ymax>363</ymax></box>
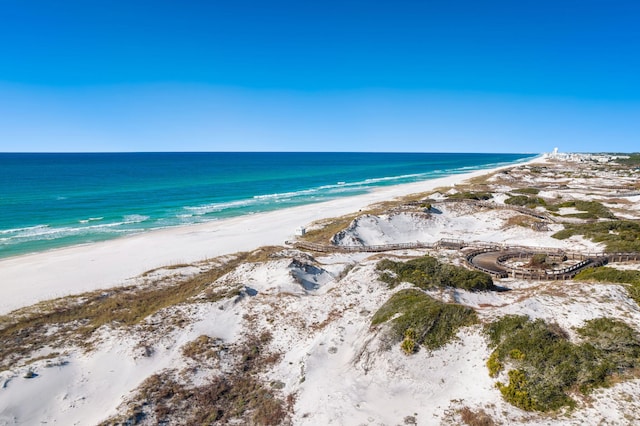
<box><xmin>0</xmin><ymin>160</ymin><xmax>539</xmax><ymax>315</ymax></box>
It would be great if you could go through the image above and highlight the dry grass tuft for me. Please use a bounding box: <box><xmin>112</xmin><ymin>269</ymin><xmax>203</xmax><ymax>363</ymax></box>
<box><xmin>459</xmin><ymin>406</ymin><xmax>498</xmax><ymax>426</ymax></box>
<box><xmin>504</xmin><ymin>214</ymin><xmax>537</xmax><ymax>228</ymax></box>
<box><xmin>103</xmin><ymin>331</ymin><xmax>289</xmax><ymax>426</ymax></box>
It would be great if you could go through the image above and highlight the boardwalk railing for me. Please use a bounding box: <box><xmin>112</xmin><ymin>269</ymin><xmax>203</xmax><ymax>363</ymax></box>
<box><xmin>290</xmin><ymin>240</ymin><xmax>436</xmax><ymax>253</ymax></box>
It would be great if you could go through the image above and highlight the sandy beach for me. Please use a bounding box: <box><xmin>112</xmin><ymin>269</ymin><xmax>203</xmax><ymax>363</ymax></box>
<box><xmin>0</xmin><ymin>161</ymin><xmax>536</xmax><ymax>315</ymax></box>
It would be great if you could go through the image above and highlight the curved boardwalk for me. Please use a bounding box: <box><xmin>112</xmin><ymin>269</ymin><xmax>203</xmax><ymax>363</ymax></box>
<box><xmin>289</xmin><ymin>238</ymin><xmax>639</xmax><ymax>281</ymax></box>
<box><xmin>470</xmin><ymin>252</ymin><xmax>509</xmax><ymax>278</ymax></box>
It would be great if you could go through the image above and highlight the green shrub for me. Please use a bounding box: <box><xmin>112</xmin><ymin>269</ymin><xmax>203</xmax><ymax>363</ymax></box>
<box><xmin>529</xmin><ymin>253</ymin><xmax>548</xmax><ymax>267</ymax></box>
<box><xmin>485</xmin><ymin>315</ymin><xmax>640</xmax><ymax>411</ymax></box>
<box><xmin>400</xmin><ymin>337</ymin><xmax>417</xmax><ymax>355</ymax></box>
<box><xmin>549</xmin><ymin>200</ymin><xmax>614</xmax><ymax>219</ymax></box>
<box><xmin>376</xmin><ymin>256</ymin><xmax>495</xmax><ymax>291</ymax></box>
<box><xmin>514</xmin><ymin>188</ymin><xmax>540</xmax><ymax>195</ymax></box>
<box><xmin>505</xmin><ymin>195</ymin><xmax>546</xmax><ymax>207</ymax></box>
<box><xmin>486</xmin><ymin>352</ymin><xmax>503</xmax><ymax>377</ymax></box>
<box><xmin>552</xmin><ymin>220</ymin><xmax>640</xmax><ymax>252</ymax></box>
<box><xmin>446</xmin><ymin>191</ymin><xmax>493</xmax><ymax>201</ymax></box>
<box><xmin>615</xmin><ymin>153</ymin><xmax>640</xmax><ymax>166</ymax></box>
<box><xmin>496</xmin><ymin>369</ymin><xmax>538</xmax><ymax>411</ymax></box>
<box><xmin>574</xmin><ymin>267</ymin><xmax>640</xmax><ymax>285</ymax></box>
<box><xmin>372</xmin><ymin>289</ymin><xmax>477</xmax><ymax>350</ymax></box>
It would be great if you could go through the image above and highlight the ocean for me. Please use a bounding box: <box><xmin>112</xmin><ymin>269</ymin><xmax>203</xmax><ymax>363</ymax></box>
<box><xmin>0</xmin><ymin>152</ymin><xmax>536</xmax><ymax>258</ymax></box>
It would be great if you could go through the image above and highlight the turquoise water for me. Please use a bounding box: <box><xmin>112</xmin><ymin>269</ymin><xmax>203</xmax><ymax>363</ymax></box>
<box><xmin>0</xmin><ymin>152</ymin><xmax>536</xmax><ymax>258</ymax></box>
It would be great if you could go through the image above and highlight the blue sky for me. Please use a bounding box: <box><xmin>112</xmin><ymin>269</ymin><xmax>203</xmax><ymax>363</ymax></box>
<box><xmin>0</xmin><ymin>0</ymin><xmax>638</xmax><ymax>153</ymax></box>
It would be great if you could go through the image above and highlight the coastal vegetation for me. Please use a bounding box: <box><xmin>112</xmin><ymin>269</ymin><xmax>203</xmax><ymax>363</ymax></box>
<box><xmin>615</xmin><ymin>153</ymin><xmax>640</xmax><ymax>167</ymax></box>
<box><xmin>552</xmin><ymin>220</ymin><xmax>640</xmax><ymax>252</ymax></box>
<box><xmin>504</xmin><ymin>195</ymin><xmax>546</xmax><ymax>208</ymax></box>
<box><xmin>486</xmin><ymin>315</ymin><xmax>640</xmax><ymax>412</ymax></box>
<box><xmin>513</xmin><ymin>187</ymin><xmax>540</xmax><ymax>195</ymax></box>
<box><xmin>299</xmin><ymin>213</ymin><xmax>360</xmax><ymax>244</ymax></box>
<box><xmin>371</xmin><ymin>288</ymin><xmax>477</xmax><ymax>351</ymax></box>
<box><xmin>376</xmin><ymin>255</ymin><xmax>495</xmax><ymax>291</ymax></box>
<box><xmin>0</xmin><ymin>247</ymin><xmax>286</xmax><ymax>371</ymax></box>
<box><xmin>546</xmin><ymin>200</ymin><xmax>615</xmax><ymax>219</ymax></box>
<box><xmin>446</xmin><ymin>191</ymin><xmax>493</xmax><ymax>201</ymax></box>
<box><xmin>105</xmin><ymin>331</ymin><xmax>289</xmax><ymax>425</ymax></box>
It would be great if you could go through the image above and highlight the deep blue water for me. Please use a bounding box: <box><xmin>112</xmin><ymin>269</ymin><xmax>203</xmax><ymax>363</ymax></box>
<box><xmin>0</xmin><ymin>152</ymin><xmax>536</xmax><ymax>258</ymax></box>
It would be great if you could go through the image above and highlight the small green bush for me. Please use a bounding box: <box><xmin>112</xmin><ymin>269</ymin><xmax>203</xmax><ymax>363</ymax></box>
<box><xmin>400</xmin><ymin>337</ymin><xmax>417</xmax><ymax>355</ymax></box>
<box><xmin>486</xmin><ymin>352</ymin><xmax>503</xmax><ymax>377</ymax></box>
<box><xmin>446</xmin><ymin>191</ymin><xmax>493</xmax><ymax>201</ymax></box>
<box><xmin>485</xmin><ymin>315</ymin><xmax>640</xmax><ymax>412</ymax></box>
<box><xmin>513</xmin><ymin>187</ymin><xmax>540</xmax><ymax>195</ymax></box>
<box><xmin>376</xmin><ymin>256</ymin><xmax>495</xmax><ymax>291</ymax></box>
<box><xmin>505</xmin><ymin>195</ymin><xmax>546</xmax><ymax>207</ymax></box>
<box><xmin>372</xmin><ymin>289</ymin><xmax>477</xmax><ymax>350</ymax></box>
<box><xmin>496</xmin><ymin>369</ymin><xmax>540</xmax><ymax>411</ymax></box>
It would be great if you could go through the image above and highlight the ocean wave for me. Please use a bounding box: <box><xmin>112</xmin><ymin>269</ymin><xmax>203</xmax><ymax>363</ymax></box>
<box><xmin>253</xmin><ymin>188</ymin><xmax>319</xmax><ymax>200</ymax></box>
<box><xmin>79</xmin><ymin>217</ymin><xmax>104</xmax><ymax>224</ymax></box>
<box><xmin>184</xmin><ymin>199</ymin><xmax>256</xmax><ymax>215</ymax></box>
<box><xmin>0</xmin><ymin>215</ymin><xmax>152</xmax><ymax>245</ymax></box>
<box><xmin>0</xmin><ymin>224</ymin><xmax>50</xmax><ymax>236</ymax></box>
<box><xmin>123</xmin><ymin>214</ymin><xmax>150</xmax><ymax>224</ymax></box>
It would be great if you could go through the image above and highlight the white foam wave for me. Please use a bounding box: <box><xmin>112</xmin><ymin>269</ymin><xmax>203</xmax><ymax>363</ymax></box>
<box><xmin>184</xmin><ymin>199</ymin><xmax>256</xmax><ymax>215</ymax></box>
<box><xmin>183</xmin><ymin>173</ymin><xmax>426</xmax><ymax>214</ymax></box>
<box><xmin>253</xmin><ymin>188</ymin><xmax>319</xmax><ymax>200</ymax></box>
<box><xmin>0</xmin><ymin>225</ymin><xmax>50</xmax><ymax>236</ymax></box>
<box><xmin>79</xmin><ymin>217</ymin><xmax>104</xmax><ymax>224</ymax></box>
<box><xmin>1</xmin><ymin>215</ymin><xmax>152</xmax><ymax>245</ymax></box>
<box><xmin>123</xmin><ymin>214</ymin><xmax>150</xmax><ymax>224</ymax></box>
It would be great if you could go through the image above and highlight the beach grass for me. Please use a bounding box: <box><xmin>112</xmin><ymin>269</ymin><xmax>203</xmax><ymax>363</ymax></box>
<box><xmin>0</xmin><ymin>247</ymin><xmax>287</xmax><ymax>371</ymax></box>
<box><xmin>104</xmin><ymin>331</ymin><xmax>289</xmax><ymax>425</ymax></box>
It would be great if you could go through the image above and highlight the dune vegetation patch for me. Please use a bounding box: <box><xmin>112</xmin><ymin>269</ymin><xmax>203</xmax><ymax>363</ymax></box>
<box><xmin>574</xmin><ymin>266</ymin><xmax>640</xmax><ymax>306</ymax></box>
<box><xmin>376</xmin><ymin>255</ymin><xmax>495</xmax><ymax>291</ymax></box>
<box><xmin>552</xmin><ymin>220</ymin><xmax>640</xmax><ymax>252</ymax></box>
<box><xmin>104</xmin><ymin>332</ymin><xmax>289</xmax><ymax>426</ymax></box>
<box><xmin>446</xmin><ymin>191</ymin><xmax>493</xmax><ymax>201</ymax></box>
<box><xmin>547</xmin><ymin>200</ymin><xmax>615</xmax><ymax>220</ymax></box>
<box><xmin>513</xmin><ymin>187</ymin><xmax>540</xmax><ymax>195</ymax></box>
<box><xmin>0</xmin><ymin>249</ymin><xmax>284</xmax><ymax>372</ymax></box>
<box><xmin>371</xmin><ymin>288</ymin><xmax>477</xmax><ymax>352</ymax></box>
<box><xmin>505</xmin><ymin>195</ymin><xmax>547</xmax><ymax>208</ymax></box>
<box><xmin>485</xmin><ymin>315</ymin><xmax>640</xmax><ymax>412</ymax></box>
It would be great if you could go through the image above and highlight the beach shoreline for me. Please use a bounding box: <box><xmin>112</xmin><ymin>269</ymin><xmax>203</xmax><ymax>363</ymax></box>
<box><xmin>0</xmin><ymin>156</ymin><xmax>542</xmax><ymax>315</ymax></box>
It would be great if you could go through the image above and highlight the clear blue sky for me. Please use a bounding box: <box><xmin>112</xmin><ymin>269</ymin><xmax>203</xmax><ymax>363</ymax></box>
<box><xmin>1</xmin><ymin>0</ymin><xmax>638</xmax><ymax>153</ymax></box>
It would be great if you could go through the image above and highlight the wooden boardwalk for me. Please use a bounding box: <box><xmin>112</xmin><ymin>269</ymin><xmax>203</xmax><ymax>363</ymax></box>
<box><xmin>288</xmin><ymin>238</ymin><xmax>639</xmax><ymax>281</ymax></box>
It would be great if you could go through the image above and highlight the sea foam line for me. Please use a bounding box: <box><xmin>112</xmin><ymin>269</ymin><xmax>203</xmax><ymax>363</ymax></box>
<box><xmin>0</xmin><ymin>215</ymin><xmax>150</xmax><ymax>243</ymax></box>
